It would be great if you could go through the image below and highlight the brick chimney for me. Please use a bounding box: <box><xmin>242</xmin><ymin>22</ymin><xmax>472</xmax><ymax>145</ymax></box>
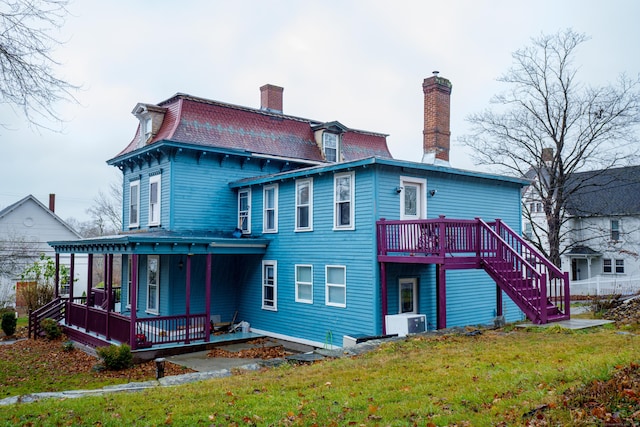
<box><xmin>49</xmin><ymin>193</ymin><xmax>55</xmax><ymax>212</ymax></box>
<box><xmin>260</xmin><ymin>84</ymin><xmax>284</xmax><ymax>113</ymax></box>
<box><xmin>422</xmin><ymin>72</ymin><xmax>452</xmax><ymax>164</ymax></box>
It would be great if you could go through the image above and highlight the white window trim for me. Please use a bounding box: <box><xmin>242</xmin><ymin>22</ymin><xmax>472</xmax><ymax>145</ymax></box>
<box><xmin>325</xmin><ymin>265</ymin><xmax>346</xmax><ymax>308</ymax></box>
<box><xmin>146</xmin><ymin>255</ymin><xmax>160</xmax><ymax>315</ymax></box>
<box><xmin>333</xmin><ymin>171</ymin><xmax>355</xmax><ymax>230</ymax></box>
<box><xmin>295</xmin><ymin>264</ymin><xmax>313</xmax><ymax>304</ymax></box>
<box><xmin>263</xmin><ymin>184</ymin><xmax>278</xmax><ymax>233</ymax></box>
<box><xmin>238</xmin><ymin>188</ymin><xmax>252</xmax><ymax>235</ymax></box>
<box><xmin>262</xmin><ymin>260</ymin><xmax>277</xmax><ymax>311</ymax></box>
<box><xmin>399</xmin><ymin>278</ymin><xmax>418</xmax><ymax>314</ymax></box>
<box><xmin>323</xmin><ymin>132</ymin><xmax>339</xmax><ymax>162</ymax></box>
<box><xmin>129</xmin><ymin>180</ymin><xmax>140</xmax><ymax>228</ymax></box>
<box><xmin>148</xmin><ymin>175</ymin><xmax>161</xmax><ymax>227</ymax></box>
<box><xmin>399</xmin><ymin>176</ymin><xmax>427</xmax><ymax>220</ymax></box>
<box><xmin>295</xmin><ymin>178</ymin><xmax>313</xmax><ymax>232</ymax></box>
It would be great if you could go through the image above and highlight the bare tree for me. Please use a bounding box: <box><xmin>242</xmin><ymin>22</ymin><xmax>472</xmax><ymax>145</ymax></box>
<box><xmin>461</xmin><ymin>29</ymin><xmax>640</xmax><ymax>267</ymax></box>
<box><xmin>85</xmin><ymin>179</ymin><xmax>122</xmax><ymax>236</ymax></box>
<box><xmin>0</xmin><ymin>0</ymin><xmax>78</xmax><ymax>129</ymax></box>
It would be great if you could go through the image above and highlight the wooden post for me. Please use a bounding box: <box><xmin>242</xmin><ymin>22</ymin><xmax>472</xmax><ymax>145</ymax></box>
<box><xmin>106</xmin><ymin>254</ymin><xmax>113</xmax><ymax>340</ymax></box>
<box><xmin>69</xmin><ymin>254</ymin><xmax>75</xmax><ymax>300</ymax></box>
<box><xmin>496</xmin><ymin>285</ymin><xmax>503</xmax><ymax>317</ymax></box>
<box><xmin>130</xmin><ymin>254</ymin><xmax>138</xmax><ymax>350</ymax></box>
<box><xmin>85</xmin><ymin>254</ymin><xmax>93</xmax><ymax>333</ymax></box>
<box><xmin>185</xmin><ymin>255</ymin><xmax>192</xmax><ymax>344</ymax></box>
<box><xmin>436</xmin><ymin>264</ymin><xmax>447</xmax><ymax>329</ymax></box>
<box><xmin>563</xmin><ymin>271</ymin><xmax>571</xmax><ymax>318</ymax></box>
<box><xmin>380</xmin><ymin>262</ymin><xmax>387</xmax><ymax>335</ymax></box>
<box><xmin>55</xmin><ymin>253</ymin><xmax>60</xmax><ymax>298</ymax></box>
<box><xmin>204</xmin><ymin>254</ymin><xmax>212</xmax><ymax>341</ymax></box>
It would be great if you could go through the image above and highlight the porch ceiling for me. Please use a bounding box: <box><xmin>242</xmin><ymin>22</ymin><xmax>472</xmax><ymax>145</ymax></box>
<box><xmin>48</xmin><ymin>230</ymin><xmax>269</xmax><ymax>255</ymax></box>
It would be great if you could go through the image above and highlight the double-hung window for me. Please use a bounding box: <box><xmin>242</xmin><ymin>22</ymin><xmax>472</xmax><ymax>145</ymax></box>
<box><xmin>603</xmin><ymin>258</ymin><xmax>624</xmax><ymax>274</ymax></box>
<box><xmin>323</xmin><ymin>132</ymin><xmax>338</xmax><ymax>162</ymax></box>
<box><xmin>146</xmin><ymin>255</ymin><xmax>159</xmax><ymax>314</ymax></box>
<box><xmin>129</xmin><ymin>180</ymin><xmax>140</xmax><ymax>228</ymax></box>
<box><xmin>295</xmin><ymin>264</ymin><xmax>313</xmax><ymax>304</ymax></box>
<box><xmin>262</xmin><ymin>261</ymin><xmax>277</xmax><ymax>310</ymax></box>
<box><xmin>149</xmin><ymin>175</ymin><xmax>161</xmax><ymax>226</ymax></box>
<box><xmin>334</xmin><ymin>172</ymin><xmax>354</xmax><ymax>230</ymax></box>
<box><xmin>295</xmin><ymin>178</ymin><xmax>313</xmax><ymax>231</ymax></box>
<box><xmin>238</xmin><ymin>188</ymin><xmax>251</xmax><ymax>234</ymax></box>
<box><xmin>610</xmin><ymin>219</ymin><xmax>620</xmax><ymax>241</ymax></box>
<box><xmin>263</xmin><ymin>185</ymin><xmax>278</xmax><ymax>233</ymax></box>
<box><xmin>326</xmin><ymin>265</ymin><xmax>346</xmax><ymax>308</ymax></box>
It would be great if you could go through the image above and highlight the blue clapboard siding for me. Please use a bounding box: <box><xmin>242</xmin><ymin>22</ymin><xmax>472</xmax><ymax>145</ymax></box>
<box><xmin>236</xmin><ymin>168</ymin><xmax>382</xmax><ymax>346</ymax></box>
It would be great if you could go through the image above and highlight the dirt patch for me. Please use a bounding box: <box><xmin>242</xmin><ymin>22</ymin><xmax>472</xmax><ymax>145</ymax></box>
<box><xmin>207</xmin><ymin>338</ymin><xmax>288</xmax><ymax>360</ymax></box>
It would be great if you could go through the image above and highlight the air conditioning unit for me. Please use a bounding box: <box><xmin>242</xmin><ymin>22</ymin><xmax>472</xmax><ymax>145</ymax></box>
<box><xmin>385</xmin><ymin>313</ymin><xmax>426</xmax><ymax>337</ymax></box>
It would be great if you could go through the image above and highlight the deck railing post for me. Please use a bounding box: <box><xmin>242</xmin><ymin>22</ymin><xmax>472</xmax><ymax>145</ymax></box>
<box><xmin>540</xmin><ymin>273</ymin><xmax>548</xmax><ymax>324</ymax></box>
<box><xmin>438</xmin><ymin>215</ymin><xmax>446</xmax><ymax>256</ymax></box>
<box><xmin>563</xmin><ymin>271</ymin><xmax>570</xmax><ymax>317</ymax></box>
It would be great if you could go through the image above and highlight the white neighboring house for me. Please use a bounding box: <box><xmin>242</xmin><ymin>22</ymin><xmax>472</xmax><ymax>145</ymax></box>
<box><xmin>523</xmin><ymin>165</ymin><xmax>640</xmax><ymax>296</ymax></box>
<box><xmin>0</xmin><ymin>194</ymin><xmax>88</xmax><ymax>309</ymax></box>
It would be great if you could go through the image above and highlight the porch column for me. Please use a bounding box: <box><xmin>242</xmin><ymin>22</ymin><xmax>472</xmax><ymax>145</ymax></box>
<box><xmin>587</xmin><ymin>258</ymin><xmax>592</xmax><ymax>279</ymax></box>
<box><xmin>204</xmin><ymin>254</ymin><xmax>212</xmax><ymax>341</ymax></box>
<box><xmin>55</xmin><ymin>253</ymin><xmax>60</xmax><ymax>298</ymax></box>
<box><xmin>129</xmin><ymin>254</ymin><xmax>138</xmax><ymax>350</ymax></box>
<box><xmin>106</xmin><ymin>254</ymin><xmax>113</xmax><ymax>341</ymax></box>
<box><xmin>185</xmin><ymin>255</ymin><xmax>192</xmax><ymax>344</ymax></box>
<box><xmin>85</xmin><ymin>254</ymin><xmax>93</xmax><ymax>333</ymax></box>
<box><xmin>69</xmin><ymin>254</ymin><xmax>75</xmax><ymax>300</ymax></box>
<box><xmin>380</xmin><ymin>262</ymin><xmax>388</xmax><ymax>335</ymax></box>
<box><xmin>436</xmin><ymin>264</ymin><xmax>447</xmax><ymax>329</ymax></box>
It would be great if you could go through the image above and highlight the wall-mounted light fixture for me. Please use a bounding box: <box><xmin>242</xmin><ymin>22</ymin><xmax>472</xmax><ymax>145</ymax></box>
<box><xmin>429</xmin><ymin>189</ymin><xmax>437</xmax><ymax>197</ymax></box>
<box><xmin>395</xmin><ymin>186</ymin><xmax>404</xmax><ymax>194</ymax></box>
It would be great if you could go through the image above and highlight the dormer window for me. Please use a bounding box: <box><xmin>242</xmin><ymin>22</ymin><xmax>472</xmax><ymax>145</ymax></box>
<box><xmin>143</xmin><ymin>117</ymin><xmax>152</xmax><ymax>141</ymax></box>
<box><xmin>323</xmin><ymin>132</ymin><xmax>339</xmax><ymax>162</ymax></box>
<box><xmin>131</xmin><ymin>102</ymin><xmax>168</xmax><ymax>149</ymax></box>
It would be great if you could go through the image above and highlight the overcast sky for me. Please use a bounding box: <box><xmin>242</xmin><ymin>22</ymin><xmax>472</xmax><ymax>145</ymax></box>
<box><xmin>1</xmin><ymin>0</ymin><xmax>639</xmax><ymax>222</ymax></box>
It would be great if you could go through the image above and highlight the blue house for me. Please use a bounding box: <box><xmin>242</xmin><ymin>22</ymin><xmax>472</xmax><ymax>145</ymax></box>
<box><xmin>44</xmin><ymin>75</ymin><xmax>570</xmax><ymax>353</ymax></box>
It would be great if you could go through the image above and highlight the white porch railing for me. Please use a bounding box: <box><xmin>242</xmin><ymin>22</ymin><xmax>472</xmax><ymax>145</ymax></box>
<box><xmin>570</xmin><ymin>275</ymin><xmax>640</xmax><ymax>296</ymax></box>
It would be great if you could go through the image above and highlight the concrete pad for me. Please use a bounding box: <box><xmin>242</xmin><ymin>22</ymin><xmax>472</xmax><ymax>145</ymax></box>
<box><xmin>166</xmin><ymin>350</ymin><xmax>262</xmax><ymax>372</ymax></box>
<box><xmin>517</xmin><ymin>318</ymin><xmax>614</xmax><ymax>330</ymax></box>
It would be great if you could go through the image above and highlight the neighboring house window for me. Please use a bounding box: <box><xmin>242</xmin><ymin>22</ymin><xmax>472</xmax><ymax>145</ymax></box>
<box><xmin>603</xmin><ymin>259</ymin><xmax>624</xmax><ymax>274</ymax></box>
<box><xmin>334</xmin><ymin>172</ymin><xmax>354</xmax><ymax>230</ymax></box>
<box><xmin>146</xmin><ymin>255</ymin><xmax>159</xmax><ymax>314</ymax></box>
<box><xmin>524</xmin><ymin>222</ymin><xmax>533</xmax><ymax>239</ymax></box>
<box><xmin>263</xmin><ymin>185</ymin><xmax>278</xmax><ymax>233</ymax></box>
<box><xmin>323</xmin><ymin>132</ymin><xmax>338</xmax><ymax>162</ymax></box>
<box><xmin>295</xmin><ymin>178</ymin><xmax>313</xmax><ymax>231</ymax></box>
<box><xmin>610</xmin><ymin>219</ymin><xmax>620</xmax><ymax>241</ymax></box>
<box><xmin>400</xmin><ymin>176</ymin><xmax>426</xmax><ymax>220</ymax></box>
<box><xmin>238</xmin><ymin>188</ymin><xmax>251</xmax><ymax>234</ymax></box>
<box><xmin>149</xmin><ymin>175</ymin><xmax>161</xmax><ymax>226</ymax></box>
<box><xmin>129</xmin><ymin>180</ymin><xmax>140</xmax><ymax>228</ymax></box>
<box><xmin>326</xmin><ymin>265</ymin><xmax>346</xmax><ymax>307</ymax></box>
<box><xmin>295</xmin><ymin>264</ymin><xmax>313</xmax><ymax>304</ymax></box>
<box><xmin>262</xmin><ymin>261</ymin><xmax>277</xmax><ymax>310</ymax></box>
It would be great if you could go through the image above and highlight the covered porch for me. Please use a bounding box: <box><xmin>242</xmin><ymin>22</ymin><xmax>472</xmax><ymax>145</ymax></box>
<box><xmin>45</xmin><ymin>231</ymin><xmax>269</xmax><ymax>351</ymax></box>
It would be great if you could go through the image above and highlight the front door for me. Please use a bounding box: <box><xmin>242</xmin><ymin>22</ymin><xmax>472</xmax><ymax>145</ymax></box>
<box><xmin>399</xmin><ymin>278</ymin><xmax>418</xmax><ymax>314</ymax></box>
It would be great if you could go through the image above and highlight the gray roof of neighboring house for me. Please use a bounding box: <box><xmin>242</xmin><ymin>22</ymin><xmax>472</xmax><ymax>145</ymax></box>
<box><xmin>565</xmin><ymin>165</ymin><xmax>640</xmax><ymax>217</ymax></box>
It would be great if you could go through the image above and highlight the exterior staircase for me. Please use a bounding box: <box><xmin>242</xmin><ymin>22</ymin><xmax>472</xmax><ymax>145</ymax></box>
<box><xmin>478</xmin><ymin>218</ymin><xmax>570</xmax><ymax>324</ymax></box>
<box><xmin>28</xmin><ymin>297</ymin><xmax>66</xmax><ymax>338</ymax></box>
<box><xmin>377</xmin><ymin>217</ymin><xmax>571</xmax><ymax>325</ymax></box>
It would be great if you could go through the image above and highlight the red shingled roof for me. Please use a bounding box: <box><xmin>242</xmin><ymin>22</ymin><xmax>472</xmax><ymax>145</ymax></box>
<box><xmin>113</xmin><ymin>94</ymin><xmax>392</xmax><ymax>162</ymax></box>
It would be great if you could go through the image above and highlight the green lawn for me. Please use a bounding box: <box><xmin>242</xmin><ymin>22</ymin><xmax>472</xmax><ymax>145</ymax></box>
<box><xmin>0</xmin><ymin>324</ymin><xmax>638</xmax><ymax>426</ymax></box>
